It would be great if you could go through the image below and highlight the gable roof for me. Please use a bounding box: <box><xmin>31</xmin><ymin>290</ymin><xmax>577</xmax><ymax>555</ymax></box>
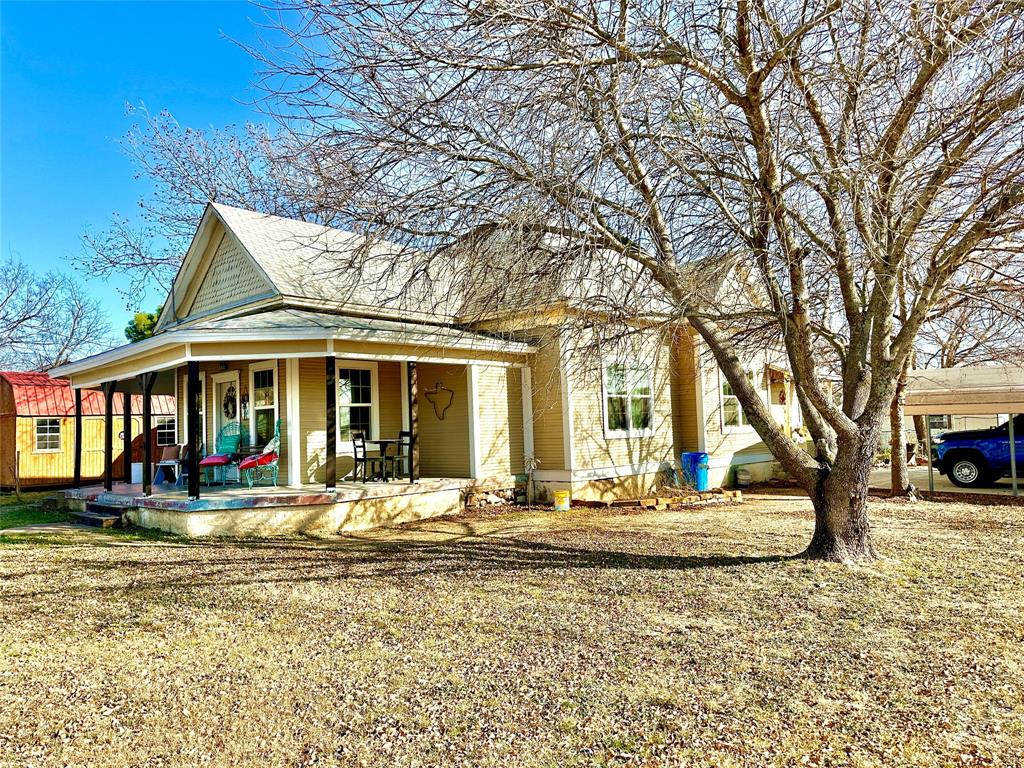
<box><xmin>159</xmin><ymin>203</ymin><xmax>457</xmax><ymax>331</ymax></box>
<box><xmin>0</xmin><ymin>372</ymin><xmax>175</xmax><ymax>417</ymax></box>
<box><xmin>157</xmin><ymin>203</ymin><xmax>749</xmax><ymax>334</ymax></box>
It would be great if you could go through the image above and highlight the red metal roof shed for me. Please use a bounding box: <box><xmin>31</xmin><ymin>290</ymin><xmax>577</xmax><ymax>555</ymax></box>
<box><xmin>0</xmin><ymin>372</ymin><xmax>176</xmax><ymax>417</ymax></box>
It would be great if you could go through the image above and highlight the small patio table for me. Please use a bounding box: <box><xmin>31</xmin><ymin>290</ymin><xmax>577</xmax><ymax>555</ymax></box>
<box><xmin>365</xmin><ymin>438</ymin><xmax>404</xmax><ymax>481</ymax></box>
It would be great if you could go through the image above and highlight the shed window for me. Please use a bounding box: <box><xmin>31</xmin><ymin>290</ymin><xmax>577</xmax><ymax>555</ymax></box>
<box><xmin>35</xmin><ymin>418</ymin><xmax>61</xmax><ymax>452</ymax></box>
<box><xmin>156</xmin><ymin>417</ymin><xmax>177</xmax><ymax>446</ymax></box>
<box><xmin>604</xmin><ymin>363</ymin><xmax>653</xmax><ymax>435</ymax></box>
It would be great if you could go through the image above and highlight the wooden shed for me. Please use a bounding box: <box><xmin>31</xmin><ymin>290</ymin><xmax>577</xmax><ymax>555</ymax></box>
<box><xmin>0</xmin><ymin>371</ymin><xmax>176</xmax><ymax>490</ymax></box>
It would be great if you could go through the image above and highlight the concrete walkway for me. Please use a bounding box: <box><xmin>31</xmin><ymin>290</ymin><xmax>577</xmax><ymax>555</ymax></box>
<box><xmin>0</xmin><ymin>521</ymin><xmax>99</xmax><ymax>535</ymax></box>
<box><xmin>869</xmin><ymin>466</ymin><xmax>1020</xmax><ymax>496</ymax></box>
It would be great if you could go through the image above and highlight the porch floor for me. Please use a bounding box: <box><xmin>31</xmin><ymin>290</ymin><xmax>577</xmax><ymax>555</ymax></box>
<box><xmin>66</xmin><ymin>478</ymin><xmax>473</xmax><ymax>513</ymax></box>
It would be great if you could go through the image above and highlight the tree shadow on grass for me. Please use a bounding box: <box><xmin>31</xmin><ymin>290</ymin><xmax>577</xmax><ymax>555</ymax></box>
<box><xmin>2</xmin><ymin>521</ymin><xmax>802</xmax><ymax>604</ymax></box>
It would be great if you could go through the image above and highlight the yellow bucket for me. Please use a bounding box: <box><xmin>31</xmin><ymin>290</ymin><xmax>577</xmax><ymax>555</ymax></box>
<box><xmin>553</xmin><ymin>490</ymin><xmax>571</xmax><ymax>511</ymax></box>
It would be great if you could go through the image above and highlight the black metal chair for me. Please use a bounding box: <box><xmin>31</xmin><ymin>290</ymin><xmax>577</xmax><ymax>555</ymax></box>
<box><xmin>385</xmin><ymin>430</ymin><xmax>412</xmax><ymax>481</ymax></box>
<box><xmin>352</xmin><ymin>432</ymin><xmax>386</xmax><ymax>482</ymax></box>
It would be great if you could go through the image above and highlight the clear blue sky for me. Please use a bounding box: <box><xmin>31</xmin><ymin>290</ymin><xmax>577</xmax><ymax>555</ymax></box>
<box><xmin>1</xmin><ymin>0</ymin><xmax>267</xmax><ymax>332</ymax></box>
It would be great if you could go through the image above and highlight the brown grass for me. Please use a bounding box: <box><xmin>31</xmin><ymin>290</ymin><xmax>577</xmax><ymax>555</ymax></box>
<box><xmin>0</xmin><ymin>495</ymin><xmax>1022</xmax><ymax>767</ymax></box>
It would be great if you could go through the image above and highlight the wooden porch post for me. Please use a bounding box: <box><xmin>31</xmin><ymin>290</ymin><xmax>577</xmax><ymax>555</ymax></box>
<box><xmin>102</xmin><ymin>381</ymin><xmax>116</xmax><ymax>491</ymax></box>
<box><xmin>138</xmin><ymin>372</ymin><xmax>158</xmax><ymax>496</ymax></box>
<box><xmin>325</xmin><ymin>356</ymin><xmax>336</xmax><ymax>490</ymax></box>
<box><xmin>407</xmin><ymin>360</ymin><xmax>419</xmax><ymax>482</ymax></box>
<box><xmin>187</xmin><ymin>361</ymin><xmax>201</xmax><ymax>499</ymax></box>
<box><xmin>73</xmin><ymin>388</ymin><xmax>83</xmax><ymax>489</ymax></box>
<box><xmin>122</xmin><ymin>385</ymin><xmax>132</xmax><ymax>485</ymax></box>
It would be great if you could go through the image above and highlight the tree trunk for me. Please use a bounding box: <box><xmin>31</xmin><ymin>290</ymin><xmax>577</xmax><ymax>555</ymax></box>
<box><xmin>804</xmin><ymin>429</ymin><xmax>879</xmax><ymax>562</ymax></box>
<box><xmin>889</xmin><ymin>361</ymin><xmax>917</xmax><ymax>498</ymax></box>
<box><xmin>913</xmin><ymin>415</ymin><xmax>928</xmax><ymax>451</ymax></box>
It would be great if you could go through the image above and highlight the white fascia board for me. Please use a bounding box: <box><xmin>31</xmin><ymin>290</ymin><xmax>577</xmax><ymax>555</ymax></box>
<box><xmin>159</xmin><ymin>294</ymin><xmax>280</xmax><ymax>332</ymax></box>
<box><xmin>51</xmin><ymin>325</ymin><xmax>535</xmax><ymax>382</ymax></box>
<box><xmin>281</xmin><ymin>295</ymin><xmax>459</xmax><ymax>326</ymax></box>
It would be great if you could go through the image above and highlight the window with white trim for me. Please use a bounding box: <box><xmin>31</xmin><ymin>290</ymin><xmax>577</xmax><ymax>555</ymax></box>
<box><xmin>722</xmin><ymin>370</ymin><xmax>756</xmax><ymax>428</ymax></box>
<box><xmin>34</xmin><ymin>418</ymin><xmax>61</xmax><ymax>452</ymax></box>
<box><xmin>156</xmin><ymin>417</ymin><xmax>177</xmax><ymax>446</ymax></box>
<box><xmin>250</xmin><ymin>363</ymin><xmax>278</xmax><ymax>447</ymax></box>
<box><xmin>338</xmin><ymin>366</ymin><xmax>375</xmax><ymax>443</ymax></box>
<box><xmin>604</xmin><ymin>362</ymin><xmax>653</xmax><ymax>436</ymax></box>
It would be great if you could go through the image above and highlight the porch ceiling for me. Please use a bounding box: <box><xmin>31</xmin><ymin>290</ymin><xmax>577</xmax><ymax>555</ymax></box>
<box><xmin>51</xmin><ymin>307</ymin><xmax>535</xmax><ymax>388</ymax></box>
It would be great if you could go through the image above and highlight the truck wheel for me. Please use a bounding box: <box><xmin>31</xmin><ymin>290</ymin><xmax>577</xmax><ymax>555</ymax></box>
<box><xmin>948</xmin><ymin>456</ymin><xmax>990</xmax><ymax>488</ymax></box>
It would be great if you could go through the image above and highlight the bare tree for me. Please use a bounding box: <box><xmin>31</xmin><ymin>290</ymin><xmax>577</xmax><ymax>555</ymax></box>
<box><xmin>255</xmin><ymin>0</ymin><xmax>1024</xmax><ymax>561</ymax></box>
<box><xmin>889</xmin><ymin>254</ymin><xmax>1024</xmax><ymax>496</ymax></box>
<box><xmin>919</xmin><ymin>256</ymin><xmax>1024</xmax><ymax>368</ymax></box>
<box><xmin>0</xmin><ymin>260</ymin><xmax>113</xmax><ymax>370</ymax></box>
<box><xmin>79</xmin><ymin>106</ymin><xmax>329</xmax><ymax>301</ymax></box>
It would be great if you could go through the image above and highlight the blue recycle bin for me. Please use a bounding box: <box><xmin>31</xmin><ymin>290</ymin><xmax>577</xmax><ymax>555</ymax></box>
<box><xmin>681</xmin><ymin>451</ymin><xmax>710</xmax><ymax>492</ymax></box>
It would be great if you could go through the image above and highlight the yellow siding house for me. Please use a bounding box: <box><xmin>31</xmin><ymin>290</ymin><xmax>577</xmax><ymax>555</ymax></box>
<box><xmin>50</xmin><ymin>203</ymin><xmax>800</xmax><ymax>535</ymax></box>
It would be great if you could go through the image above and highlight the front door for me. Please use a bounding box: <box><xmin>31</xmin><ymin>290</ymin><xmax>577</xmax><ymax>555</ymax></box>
<box><xmin>212</xmin><ymin>371</ymin><xmax>240</xmax><ymax>447</ymax></box>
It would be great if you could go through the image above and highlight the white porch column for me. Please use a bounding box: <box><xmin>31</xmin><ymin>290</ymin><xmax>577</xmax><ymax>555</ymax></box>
<box><xmin>558</xmin><ymin>330</ymin><xmax>576</xmax><ymax>474</ymax></box>
<box><xmin>521</xmin><ymin>366</ymin><xmax>534</xmax><ymax>464</ymax></box>
<box><xmin>466</xmin><ymin>364</ymin><xmax>482</xmax><ymax>480</ymax></box>
<box><xmin>286</xmin><ymin>358</ymin><xmax>303</xmax><ymax>487</ymax></box>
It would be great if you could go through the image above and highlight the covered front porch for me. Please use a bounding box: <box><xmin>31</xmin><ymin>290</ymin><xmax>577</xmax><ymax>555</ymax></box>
<box><xmin>52</xmin><ymin>310</ymin><xmax>533</xmax><ymax>534</ymax></box>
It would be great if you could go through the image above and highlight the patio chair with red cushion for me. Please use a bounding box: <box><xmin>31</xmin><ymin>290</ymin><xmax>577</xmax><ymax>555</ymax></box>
<box><xmin>239</xmin><ymin>420</ymin><xmax>280</xmax><ymax>488</ymax></box>
<box><xmin>199</xmin><ymin>422</ymin><xmax>242</xmax><ymax>485</ymax></box>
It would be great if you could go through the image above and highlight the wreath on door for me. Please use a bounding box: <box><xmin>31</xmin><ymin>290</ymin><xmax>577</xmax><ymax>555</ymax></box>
<box><xmin>222</xmin><ymin>384</ymin><xmax>237</xmax><ymax>420</ymax></box>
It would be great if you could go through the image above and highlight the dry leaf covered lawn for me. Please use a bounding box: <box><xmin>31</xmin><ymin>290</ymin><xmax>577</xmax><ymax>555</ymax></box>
<box><xmin>0</xmin><ymin>495</ymin><xmax>1022</xmax><ymax>767</ymax></box>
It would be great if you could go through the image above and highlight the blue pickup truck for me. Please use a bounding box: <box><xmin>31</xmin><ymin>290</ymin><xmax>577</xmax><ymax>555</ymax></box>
<box><xmin>934</xmin><ymin>414</ymin><xmax>1024</xmax><ymax>487</ymax></box>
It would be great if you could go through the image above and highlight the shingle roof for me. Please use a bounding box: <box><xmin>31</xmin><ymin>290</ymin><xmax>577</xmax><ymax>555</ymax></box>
<box><xmin>448</xmin><ymin>224</ymin><xmax>679</xmax><ymax>319</ymax></box>
<box><xmin>211</xmin><ymin>203</ymin><xmax>457</xmax><ymax>319</ymax></box>
<box><xmin>0</xmin><ymin>372</ymin><xmax>175</xmax><ymax>417</ymax></box>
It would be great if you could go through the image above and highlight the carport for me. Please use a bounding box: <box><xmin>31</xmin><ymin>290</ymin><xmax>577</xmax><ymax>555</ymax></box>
<box><xmin>905</xmin><ymin>366</ymin><xmax>1024</xmax><ymax>497</ymax></box>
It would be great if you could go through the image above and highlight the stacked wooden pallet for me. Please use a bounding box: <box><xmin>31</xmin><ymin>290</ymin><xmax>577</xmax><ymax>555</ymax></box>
<box><xmin>578</xmin><ymin>489</ymin><xmax>743</xmax><ymax>510</ymax></box>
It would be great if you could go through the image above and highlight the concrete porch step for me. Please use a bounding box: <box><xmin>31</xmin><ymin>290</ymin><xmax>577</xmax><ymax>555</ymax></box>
<box><xmin>72</xmin><ymin>503</ymin><xmax>125</xmax><ymax>528</ymax></box>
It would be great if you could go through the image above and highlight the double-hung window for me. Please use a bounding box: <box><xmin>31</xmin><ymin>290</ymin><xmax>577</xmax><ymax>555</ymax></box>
<box><xmin>250</xmin><ymin>363</ymin><xmax>278</xmax><ymax>447</ymax></box>
<box><xmin>337</xmin><ymin>365</ymin><xmax>376</xmax><ymax>444</ymax></box>
<box><xmin>34</xmin><ymin>418</ymin><xmax>61</xmax><ymax>452</ymax></box>
<box><xmin>722</xmin><ymin>370</ymin><xmax>756</xmax><ymax>428</ymax></box>
<box><xmin>604</xmin><ymin>362</ymin><xmax>654</xmax><ymax>436</ymax></box>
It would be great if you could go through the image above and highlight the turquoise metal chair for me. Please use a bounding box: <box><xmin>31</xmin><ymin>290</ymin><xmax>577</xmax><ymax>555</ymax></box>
<box><xmin>199</xmin><ymin>422</ymin><xmax>243</xmax><ymax>484</ymax></box>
